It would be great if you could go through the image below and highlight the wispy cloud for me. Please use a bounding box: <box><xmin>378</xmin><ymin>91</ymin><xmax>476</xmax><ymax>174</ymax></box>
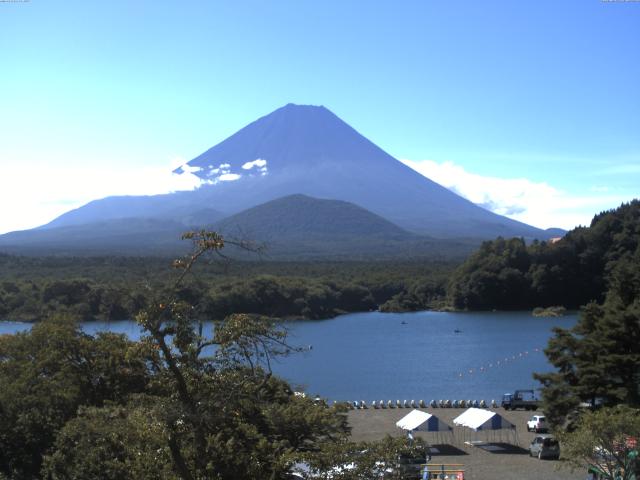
<box><xmin>401</xmin><ymin>159</ymin><xmax>631</xmax><ymax>230</ymax></box>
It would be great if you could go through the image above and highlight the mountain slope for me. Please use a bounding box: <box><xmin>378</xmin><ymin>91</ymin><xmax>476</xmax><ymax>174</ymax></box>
<box><xmin>41</xmin><ymin>104</ymin><xmax>552</xmax><ymax>240</ymax></box>
<box><xmin>178</xmin><ymin>103</ymin><xmax>549</xmax><ymax>238</ymax></box>
<box><xmin>211</xmin><ymin>194</ymin><xmax>474</xmax><ymax>260</ymax></box>
<box><xmin>0</xmin><ymin>218</ymin><xmax>190</xmax><ymax>255</ymax></box>
<box><xmin>0</xmin><ymin>195</ymin><xmax>476</xmax><ymax>259</ymax></box>
<box><xmin>214</xmin><ymin>194</ymin><xmax>411</xmax><ymax>241</ymax></box>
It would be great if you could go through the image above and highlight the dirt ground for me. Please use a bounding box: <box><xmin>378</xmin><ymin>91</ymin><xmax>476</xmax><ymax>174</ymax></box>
<box><xmin>347</xmin><ymin>407</ymin><xmax>585</xmax><ymax>480</ymax></box>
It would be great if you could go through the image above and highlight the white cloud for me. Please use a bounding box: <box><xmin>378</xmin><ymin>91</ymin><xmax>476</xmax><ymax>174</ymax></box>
<box><xmin>0</xmin><ymin>159</ymin><xmax>205</xmax><ymax>234</ymax></box>
<box><xmin>216</xmin><ymin>173</ymin><xmax>241</xmax><ymax>182</ymax></box>
<box><xmin>241</xmin><ymin>158</ymin><xmax>268</xmax><ymax>176</ymax></box>
<box><xmin>241</xmin><ymin>159</ymin><xmax>267</xmax><ymax>169</ymax></box>
<box><xmin>400</xmin><ymin>159</ymin><xmax>630</xmax><ymax>230</ymax></box>
<box><xmin>185</xmin><ymin>161</ymin><xmax>243</xmax><ymax>185</ymax></box>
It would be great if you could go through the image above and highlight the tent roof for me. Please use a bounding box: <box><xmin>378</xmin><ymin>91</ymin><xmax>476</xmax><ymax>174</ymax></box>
<box><xmin>396</xmin><ymin>410</ymin><xmax>431</xmax><ymax>430</ymax></box>
<box><xmin>453</xmin><ymin>408</ymin><xmax>514</xmax><ymax>431</ymax></box>
<box><xmin>396</xmin><ymin>409</ymin><xmax>452</xmax><ymax>432</ymax></box>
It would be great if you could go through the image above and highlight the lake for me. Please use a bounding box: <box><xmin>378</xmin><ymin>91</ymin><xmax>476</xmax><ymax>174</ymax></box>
<box><xmin>0</xmin><ymin>310</ymin><xmax>577</xmax><ymax>403</ymax></box>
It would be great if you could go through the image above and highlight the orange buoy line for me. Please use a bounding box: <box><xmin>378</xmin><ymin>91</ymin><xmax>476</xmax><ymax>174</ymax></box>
<box><xmin>456</xmin><ymin>347</ymin><xmax>544</xmax><ymax>379</ymax></box>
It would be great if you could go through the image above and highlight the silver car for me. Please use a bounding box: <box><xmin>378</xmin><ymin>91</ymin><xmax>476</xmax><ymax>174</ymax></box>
<box><xmin>529</xmin><ymin>435</ymin><xmax>560</xmax><ymax>460</ymax></box>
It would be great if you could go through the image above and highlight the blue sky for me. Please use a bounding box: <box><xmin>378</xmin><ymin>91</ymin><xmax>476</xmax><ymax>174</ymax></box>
<box><xmin>1</xmin><ymin>0</ymin><xmax>638</xmax><ymax>233</ymax></box>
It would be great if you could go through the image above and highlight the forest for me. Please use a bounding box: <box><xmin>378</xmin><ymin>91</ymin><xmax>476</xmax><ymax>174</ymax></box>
<box><xmin>0</xmin><ymin>255</ymin><xmax>454</xmax><ymax>323</ymax></box>
<box><xmin>1</xmin><ymin>201</ymin><xmax>639</xmax><ymax>323</ymax></box>
<box><xmin>447</xmin><ymin>200</ymin><xmax>640</xmax><ymax>311</ymax></box>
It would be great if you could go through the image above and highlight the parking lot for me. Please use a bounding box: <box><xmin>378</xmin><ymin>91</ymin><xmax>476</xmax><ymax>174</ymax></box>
<box><xmin>347</xmin><ymin>407</ymin><xmax>585</xmax><ymax>480</ymax></box>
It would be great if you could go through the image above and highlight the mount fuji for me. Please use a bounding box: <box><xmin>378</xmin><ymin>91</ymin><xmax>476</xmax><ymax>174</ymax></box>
<box><xmin>0</xmin><ymin>104</ymin><xmax>558</xmax><ymax>256</ymax></box>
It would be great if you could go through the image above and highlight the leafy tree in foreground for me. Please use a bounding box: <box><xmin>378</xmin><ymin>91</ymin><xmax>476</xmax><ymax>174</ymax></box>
<box><xmin>41</xmin><ymin>231</ymin><xmax>366</xmax><ymax>480</ymax></box>
<box><xmin>535</xmin><ymin>245</ymin><xmax>640</xmax><ymax>428</ymax></box>
<box><xmin>128</xmin><ymin>231</ymin><xmax>351</xmax><ymax>479</ymax></box>
<box><xmin>558</xmin><ymin>405</ymin><xmax>640</xmax><ymax>480</ymax></box>
<box><xmin>2</xmin><ymin>231</ymin><xmax>421</xmax><ymax>479</ymax></box>
<box><xmin>0</xmin><ymin>316</ymin><xmax>150</xmax><ymax>479</ymax></box>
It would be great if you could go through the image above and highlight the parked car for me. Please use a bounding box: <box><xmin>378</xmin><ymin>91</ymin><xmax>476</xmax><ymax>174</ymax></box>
<box><xmin>526</xmin><ymin>415</ymin><xmax>547</xmax><ymax>433</ymax></box>
<box><xmin>529</xmin><ymin>435</ymin><xmax>560</xmax><ymax>460</ymax></box>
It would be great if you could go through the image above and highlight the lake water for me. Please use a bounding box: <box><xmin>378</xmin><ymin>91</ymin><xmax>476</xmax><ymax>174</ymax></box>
<box><xmin>0</xmin><ymin>310</ymin><xmax>577</xmax><ymax>403</ymax></box>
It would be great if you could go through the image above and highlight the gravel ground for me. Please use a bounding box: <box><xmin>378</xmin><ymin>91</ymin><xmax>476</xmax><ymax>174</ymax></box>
<box><xmin>347</xmin><ymin>407</ymin><xmax>585</xmax><ymax>480</ymax></box>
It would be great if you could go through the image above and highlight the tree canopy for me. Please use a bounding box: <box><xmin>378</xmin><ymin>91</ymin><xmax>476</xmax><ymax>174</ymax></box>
<box><xmin>528</xmin><ymin>202</ymin><xmax>640</xmax><ymax>432</ymax></box>
<box><xmin>558</xmin><ymin>405</ymin><xmax>640</xmax><ymax>480</ymax></box>
<box><xmin>448</xmin><ymin>200</ymin><xmax>640</xmax><ymax>311</ymax></box>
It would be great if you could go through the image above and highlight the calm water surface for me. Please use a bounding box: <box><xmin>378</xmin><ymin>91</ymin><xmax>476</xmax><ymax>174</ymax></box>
<box><xmin>1</xmin><ymin>311</ymin><xmax>576</xmax><ymax>402</ymax></box>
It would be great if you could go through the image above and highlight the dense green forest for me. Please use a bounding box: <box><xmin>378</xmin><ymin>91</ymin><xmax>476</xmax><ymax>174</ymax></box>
<box><xmin>0</xmin><ymin>255</ymin><xmax>455</xmax><ymax>322</ymax></box>
<box><xmin>448</xmin><ymin>200</ymin><xmax>640</xmax><ymax>310</ymax></box>
<box><xmin>2</xmin><ymin>201</ymin><xmax>639</xmax><ymax>323</ymax></box>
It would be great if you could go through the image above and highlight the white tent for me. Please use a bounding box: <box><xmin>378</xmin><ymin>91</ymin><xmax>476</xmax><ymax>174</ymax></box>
<box><xmin>452</xmin><ymin>408</ymin><xmax>517</xmax><ymax>445</ymax></box>
<box><xmin>396</xmin><ymin>409</ymin><xmax>452</xmax><ymax>432</ymax></box>
<box><xmin>452</xmin><ymin>408</ymin><xmax>514</xmax><ymax>431</ymax></box>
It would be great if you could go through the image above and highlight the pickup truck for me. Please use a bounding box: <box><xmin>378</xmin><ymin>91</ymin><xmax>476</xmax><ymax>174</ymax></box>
<box><xmin>501</xmin><ymin>390</ymin><xmax>540</xmax><ymax>410</ymax></box>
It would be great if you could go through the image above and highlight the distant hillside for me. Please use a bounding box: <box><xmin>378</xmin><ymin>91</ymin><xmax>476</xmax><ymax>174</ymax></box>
<box><xmin>0</xmin><ymin>218</ymin><xmax>190</xmax><ymax>256</ymax></box>
<box><xmin>213</xmin><ymin>194</ymin><xmax>475</xmax><ymax>260</ymax></box>
<box><xmin>447</xmin><ymin>200</ymin><xmax>640</xmax><ymax>310</ymax></box>
<box><xmin>34</xmin><ymin>104</ymin><xmax>556</xmax><ymax>243</ymax></box>
<box><xmin>0</xmin><ymin>208</ymin><xmax>223</xmax><ymax>256</ymax></box>
<box><xmin>0</xmin><ymin>195</ymin><xmax>476</xmax><ymax>259</ymax></box>
<box><xmin>215</xmin><ymin>194</ymin><xmax>409</xmax><ymax>240</ymax></box>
